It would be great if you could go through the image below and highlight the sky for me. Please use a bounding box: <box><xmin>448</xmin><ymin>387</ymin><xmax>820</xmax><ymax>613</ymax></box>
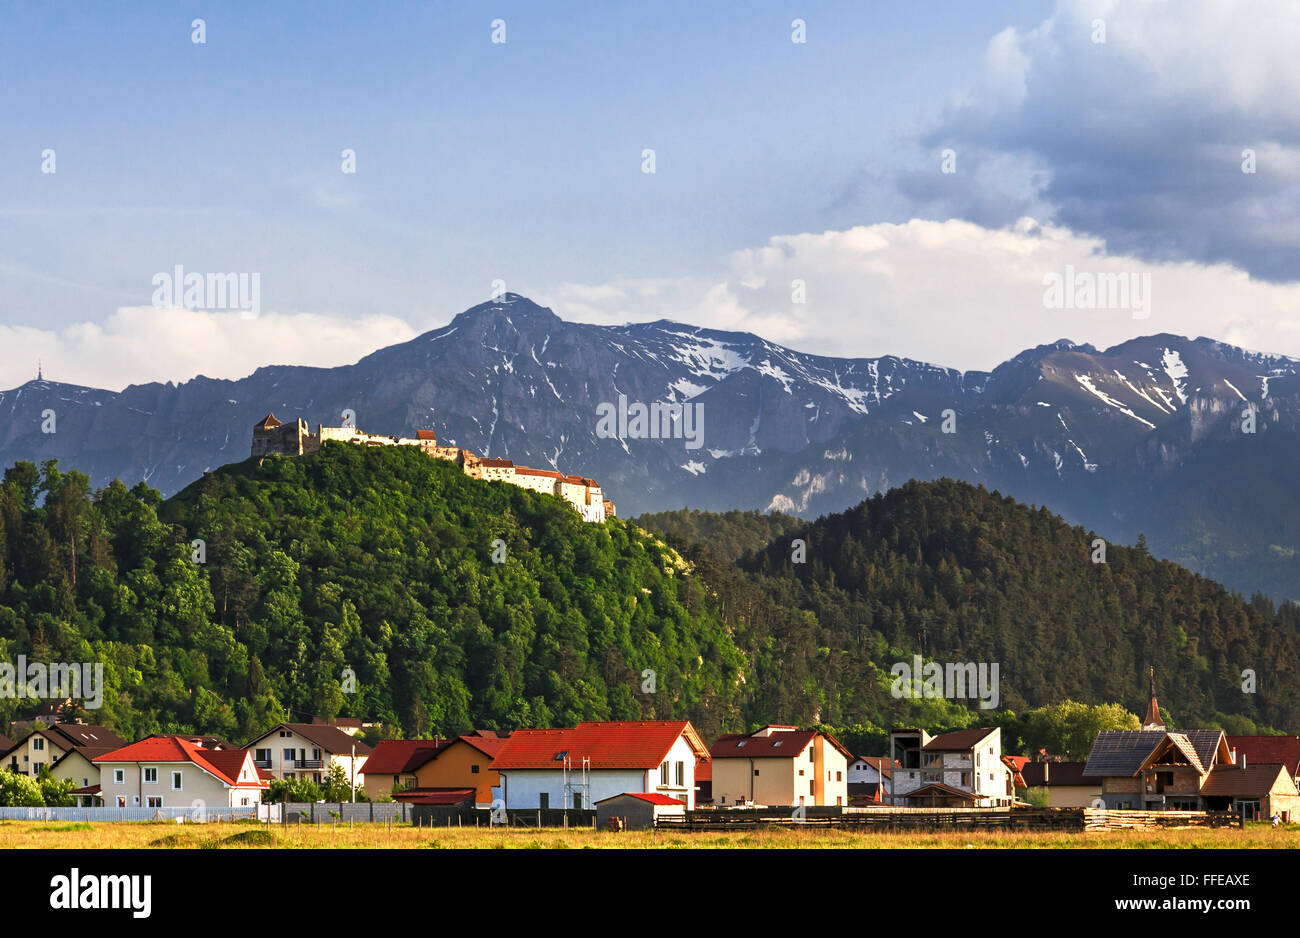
<box><xmin>1</xmin><ymin>0</ymin><xmax>1298</xmax><ymax>390</ymax></box>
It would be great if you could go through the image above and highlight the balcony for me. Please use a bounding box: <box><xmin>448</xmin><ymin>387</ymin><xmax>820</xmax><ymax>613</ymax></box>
<box><xmin>294</xmin><ymin>759</ymin><xmax>323</xmax><ymax>769</ymax></box>
<box><xmin>253</xmin><ymin>759</ymin><xmax>271</xmax><ymax>769</ymax></box>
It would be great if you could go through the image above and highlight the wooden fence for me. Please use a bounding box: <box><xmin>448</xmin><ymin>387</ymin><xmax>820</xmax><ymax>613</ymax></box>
<box><xmin>655</xmin><ymin>806</ymin><xmax>1243</xmax><ymax>832</ymax></box>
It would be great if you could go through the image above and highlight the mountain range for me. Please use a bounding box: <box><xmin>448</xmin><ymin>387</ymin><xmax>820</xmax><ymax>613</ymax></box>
<box><xmin>3</xmin><ymin>293</ymin><xmax>1298</xmax><ymax>599</ymax></box>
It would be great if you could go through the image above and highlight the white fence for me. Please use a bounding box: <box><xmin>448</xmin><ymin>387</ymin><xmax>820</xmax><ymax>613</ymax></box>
<box><xmin>0</xmin><ymin>805</ymin><xmax>259</xmax><ymax>822</ymax></box>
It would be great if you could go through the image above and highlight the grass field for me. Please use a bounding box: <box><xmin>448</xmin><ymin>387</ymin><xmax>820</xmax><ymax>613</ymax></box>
<box><xmin>0</xmin><ymin>819</ymin><xmax>1294</xmax><ymax>848</ymax></box>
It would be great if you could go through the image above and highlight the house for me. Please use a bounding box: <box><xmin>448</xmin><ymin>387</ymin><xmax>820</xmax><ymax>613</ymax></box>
<box><xmin>889</xmin><ymin>727</ymin><xmax>1014</xmax><ymax>807</ymax></box>
<box><xmin>1226</xmin><ymin>736</ymin><xmax>1300</xmax><ymax>785</ymax></box>
<box><xmin>1018</xmin><ymin>761</ymin><xmax>1099</xmax><ymax>807</ymax></box>
<box><xmin>358</xmin><ymin>739</ymin><xmax>448</xmax><ymax>800</ymax></box>
<box><xmin>48</xmin><ymin>746</ymin><xmax>121</xmax><ymax>804</ymax></box>
<box><xmin>491</xmin><ymin>721</ymin><xmax>709</xmax><ymax>810</ymax></box>
<box><xmin>695</xmin><ymin>758</ymin><xmax>712</xmax><ymax>804</ymax></box>
<box><xmin>709</xmin><ymin>725</ymin><xmax>852</xmax><ymax>807</ymax></box>
<box><xmin>1199</xmin><ymin>761</ymin><xmax>1300</xmax><ymax>821</ymax></box>
<box><xmin>847</xmin><ymin>756</ymin><xmax>895</xmax><ymax>804</ymax></box>
<box><xmin>595</xmin><ymin>792</ymin><xmax>686</xmax><ymax>830</ymax></box>
<box><xmin>1082</xmin><ymin>670</ymin><xmax>1249</xmax><ymax>811</ymax></box>
<box><xmin>242</xmin><ymin>722</ymin><xmax>370</xmax><ymax>788</ymax></box>
<box><xmin>360</xmin><ymin>734</ymin><xmax>508</xmax><ymax>806</ymax></box>
<box><xmin>95</xmin><ymin>735</ymin><xmax>269</xmax><ymax>808</ymax></box>
<box><xmin>1084</xmin><ymin>730</ymin><xmax>1233</xmax><ymax>810</ymax></box>
<box><xmin>1</xmin><ymin>723</ymin><xmax>125</xmax><ymax>778</ymax></box>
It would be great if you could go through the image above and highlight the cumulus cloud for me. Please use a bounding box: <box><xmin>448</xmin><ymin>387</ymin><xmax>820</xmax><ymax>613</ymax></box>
<box><xmin>542</xmin><ymin>217</ymin><xmax>1300</xmax><ymax>371</ymax></box>
<box><xmin>1</xmin><ymin>306</ymin><xmax>419</xmax><ymax>392</ymax></box>
<box><xmin>898</xmin><ymin>0</ymin><xmax>1300</xmax><ymax>281</ymax></box>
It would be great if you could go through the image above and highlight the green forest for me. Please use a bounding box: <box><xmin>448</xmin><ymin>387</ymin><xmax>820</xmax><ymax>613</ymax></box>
<box><xmin>1</xmin><ymin>446</ymin><xmax>1296</xmax><ymax>759</ymax></box>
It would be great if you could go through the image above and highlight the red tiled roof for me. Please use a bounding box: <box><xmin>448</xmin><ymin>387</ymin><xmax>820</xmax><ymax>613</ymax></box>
<box><xmin>95</xmin><ymin>736</ymin><xmax>266</xmax><ymax>788</ymax></box>
<box><xmin>415</xmin><ymin>430</ymin><xmax>437</xmax><ymax>441</ymax></box>
<box><xmin>1227</xmin><ymin>736</ymin><xmax>1300</xmax><ymax>778</ymax></box>
<box><xmin>243</xmin><ymin>722</ymin><xmax>371</xmax><ymax>756</ymax></box>
<box><xmin>853</xmin><ymin>756</ymin><xmax>897</xmax><ymax>779</ymax></box>
<box><xmin>393</xmin><ymin>787</ymin><xmax>475</xmax><ymax>805</ymax></box>
<box><xmin>1019</xmin><ymin>761</ymin><xmax>1090</xmax><ymax>787</ymax></box>
<box><xmin>480</xmin><ymin>458</ymin><xmax>515</xmax><ymax>468</ymax></box>
<box><xmin>515</xmin><ymin>467</ymin><xmax>562</xmax><ymax>478</ymax></box>
<box><xmin>70</xmin><ymin>784</ymin><xmax>101</xmax><ymax>795</ymax></box>
<box><xmin>491</xmin><ymin>721</ymin><xmax>707</xmax><ymax>771</ymax></box>
<box><xmin>712</xmin><ymin>730</ymin><xmax>817</xmax><ymax>759</ymax></box>
<box><xmin>1200</xmin><ymin>762</ymin><xmax>1291</xmax><ymax>798</ymax></box>
<box><xmin>595</xmin><ymin>792</ymin><xmax>684</xmax><ymax>806</ymax></box>
<box><xmin>359</xmin><ymin>739</ymin><xmax>449</xmax><ymax>775</ymax></box>
<box><xmin>457</xmin><ymin>736</ymin><xmax>509</xmax><ymax>759</ymax></box>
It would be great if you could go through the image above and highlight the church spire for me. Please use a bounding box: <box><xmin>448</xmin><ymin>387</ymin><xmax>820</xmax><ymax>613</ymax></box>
<box><xmin>1142</xmin><ymin>666</ymin><xmax>1165</xmax><ymax>730</ymax></box>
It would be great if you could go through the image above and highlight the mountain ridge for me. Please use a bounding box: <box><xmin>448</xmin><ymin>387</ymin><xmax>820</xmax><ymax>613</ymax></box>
<box><xmin>4</xmin><ymin>294</ymin><xmax>1299</xmax><ymax>598</ymax></box>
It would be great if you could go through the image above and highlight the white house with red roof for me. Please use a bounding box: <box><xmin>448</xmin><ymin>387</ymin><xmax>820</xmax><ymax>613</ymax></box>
<box><xmin>94</xmin><ymin>735</ymin><xmax>269</xmax><ymax>809</ymax></box>
<box><xmin>491</xmin><ymin>721</ymin><xmax>709</xmax><ymax>810</ymax></box>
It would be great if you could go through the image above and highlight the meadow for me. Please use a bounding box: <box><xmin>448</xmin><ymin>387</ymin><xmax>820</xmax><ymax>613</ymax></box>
<box><xmin>0</xmin><ymin>819</ymin><xmax>1293</xmax><ymax>849</ymax></box>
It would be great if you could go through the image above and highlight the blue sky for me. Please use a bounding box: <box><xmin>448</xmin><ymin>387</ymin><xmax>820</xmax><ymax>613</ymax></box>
<box><xmin>2</xmin><ymin>0</ymin><xmax>1298</xmax><ymax>388</ymax></box>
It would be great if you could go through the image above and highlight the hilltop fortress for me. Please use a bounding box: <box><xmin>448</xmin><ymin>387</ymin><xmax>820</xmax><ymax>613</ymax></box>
<box><xmin>251</xmin><ymin>414</ymin><xmax>614</xmax><ymax>523</ymax></box>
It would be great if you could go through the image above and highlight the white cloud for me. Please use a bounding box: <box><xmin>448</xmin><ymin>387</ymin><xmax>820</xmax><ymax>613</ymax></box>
<box><xmin>905</xmin><ymin>0</ymin><xmax>1300</xmax><ymax>281</ymax></box>
<box><xmin>543</xmin><ymin>217</ymin><xmax>1300</xmax><ymax>371</ymax></box>
<box><xmin>2</xmin><ymin>306</ymin><xmax>418</xmax><ymax>392</ymax></box>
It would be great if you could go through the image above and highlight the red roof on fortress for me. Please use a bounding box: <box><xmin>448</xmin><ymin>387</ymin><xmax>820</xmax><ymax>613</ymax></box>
<box><xmin>415</xmin><ymin>430</ymin><xmax>437</xmax><ymax>441</ymax></box>
<box><xmin>480</xmin><ymin>458</ymin><xmax>515</xmax><ymax>468</ymax></box>
<box><xmin>515</xmin><ymin>466</ymin><xmax>563</xmax><ymax>479</ymax></box>
<box><xmin>94</xmin><ymin>736</ymin><xmax>266</xmax><ymax>788</ymax></box>
<box><xmin>492</xmin><ymin>721</ymin><xmax>708</xmax><ymax>771</ymax></box>
<box><xmin>256</xmin><ymin>413</ymin><xmax>282</xmax><ymax>429</ymax></box>
<box><xmin>561</xmin><ymin>475</ymin><xmax>586</xmax><ymax>485</ymax></box>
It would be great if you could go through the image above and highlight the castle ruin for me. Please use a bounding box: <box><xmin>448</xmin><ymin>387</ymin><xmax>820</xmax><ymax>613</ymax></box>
<box><xmin>251</xmin><ymin>413</ymin><xmax>614</xmax><ymax>522</ymax></box>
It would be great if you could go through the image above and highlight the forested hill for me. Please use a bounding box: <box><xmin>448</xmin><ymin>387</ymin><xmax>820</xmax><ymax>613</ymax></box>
<box><xmin>2</xmin><ymin>448</ymin><xmax>1296</xmax><ymax>749</ymax></box>
<box><xmin>731</xmin><ymin>479</ymin><xmax>1300</xmax><ymax>732</ymax></box>
<box><xmin>0</xmin><ymin>446</ymin><xmax>749</xmax><ymax>742</ymax></box>
<box><xmin>630</xmin><ymin>507</ymin><xmax>803</xmax><ymax>563</ymax></box>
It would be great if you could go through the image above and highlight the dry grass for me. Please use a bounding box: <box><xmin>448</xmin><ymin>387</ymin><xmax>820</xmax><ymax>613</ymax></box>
<box><xmin>0</xmin><ymin>818</ymin><xmax>1294</xmax><ymax>849</ymax></box>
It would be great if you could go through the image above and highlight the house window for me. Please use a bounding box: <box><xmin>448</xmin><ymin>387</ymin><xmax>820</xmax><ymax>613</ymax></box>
<box><xmin>471</xmin><ymin>764</ymin><xmax>480</xmax><ymax>774</ymax></box>
<box><xmin>809</xmin><ymin>781</ymin><xmax>815</xmax><ymax>794</ymax></box>
<box><xmin>144</xmin><ymin>767</ymin><xmax>158</xmax><ymax>783</ymax></box>
<box><xmin>799</xmin><ymin>769</ymin><xmax>804</xmax><ymax>777</ymax></box>
<box><xmin>836</xmin><ymin>771</ymin><xmax>842</xmax><ymax>781</ymax></box>
<box><xmin>660</xmin><ymin>762</ymin><xmax>669</xmax><ymax>785</ymax></box>
<box><xmin>539</xmin><ymin>793</ymin><xmax>550</xmax><ymax>809</ymax></box>
<box><xmin>754</xmin><ymin>769</ymin><xmax>760</xmax><ymax>776</ymax></box>
<box><xmin>809</xmin><ymin>749</ymin><xmax>815</xmax><ymax>763</ymax></box>
<box><xmin>147</xmin><ymin>797</ymin><xmax>162</xmax><ymax>808</ymax></box>
<box><xmin>171</xmin><ymin>771</ymin><xmax>182</xmax><ymax>790</ymax></box>
<box><xmin>675</xmin><ymin>761</ymin><xmax>684</xmax><ymax>786</ymax></box>
<box><xmin>283</xmin><ymin>748</ymin><xmax>295</xmax><ymax>763</ymax></box>
<box><xmin>255</xmin><ymin>748</ymin><xmax>270</xmax><ymax>762</ymax></box>
<box><xmin>114</xmin><ymin>769</ymin><xmax>124</xmax><ymax>784</ymax></box>
<box><xmin>33</xmin><ymin>738</ymin><xmax>44</xmax><ymax>751</ymax></box>
<box><xmin>117</xmin><ymin>797</ymin><xmax>126</xmax><ymax>808</ymax></box>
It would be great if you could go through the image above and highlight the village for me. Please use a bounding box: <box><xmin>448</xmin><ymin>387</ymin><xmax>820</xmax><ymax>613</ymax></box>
<box><xmin>250</xmin><ymin>413</ymin><xmax>615</xmax><ymax>523</ymax></box>
<box><xmin>0</xmin><ymin>672</ymin><xmax>1295</xmax><ymax>836</ymax></box>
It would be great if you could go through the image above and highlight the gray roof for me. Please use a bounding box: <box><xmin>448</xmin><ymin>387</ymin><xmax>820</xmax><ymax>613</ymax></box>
<box><xmin>1083</xmin><ymin>729</ymin><xmax>1226</xmax><ymax>778</ymax></box>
